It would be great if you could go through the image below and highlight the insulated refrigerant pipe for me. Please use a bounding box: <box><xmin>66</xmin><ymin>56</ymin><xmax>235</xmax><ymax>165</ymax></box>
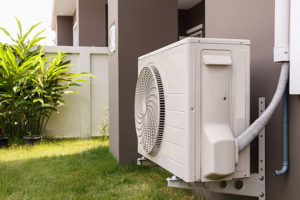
<box><xmin>237</xmin><ymin>0</ymin><xmax>290</xmax><ymax>152</ymax></box>
<box><xmin>237</xmin><ymin>62</ymin><xmax>289</xmax><ymax>151</ymax></box>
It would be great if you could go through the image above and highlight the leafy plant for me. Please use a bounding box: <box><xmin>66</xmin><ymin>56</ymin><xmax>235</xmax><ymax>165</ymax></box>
<box><xmin>97</xmin><ymin>109</ymin><xmax>109</xmax><ymax>139</ymax></box>
<box><xmin>0</xmin><ymin>17</ymin><xmax>94</xmax><ymax>142</ymax></box>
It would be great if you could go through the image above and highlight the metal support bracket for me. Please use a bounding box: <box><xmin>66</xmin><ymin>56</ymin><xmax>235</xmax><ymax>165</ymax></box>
<box><xmin>167</xmin><ymin>97</ymin><xmax>266</xmax><ymax>200</ymax></box>
<box><xmin>137</xmin><ymin>157</ymin><xmax>158</xmax><ymax>166</ymax></box>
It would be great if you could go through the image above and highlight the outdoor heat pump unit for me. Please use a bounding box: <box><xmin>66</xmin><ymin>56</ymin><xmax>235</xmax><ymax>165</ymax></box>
<box><xmin>135</xmin><ymin>38</ymin><xmax>251</xmax><ymax>183</ymax></box>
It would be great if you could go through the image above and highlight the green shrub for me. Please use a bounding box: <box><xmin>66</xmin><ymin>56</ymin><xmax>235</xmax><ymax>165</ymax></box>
<box><xmin>97</xmin><ymin>109</ymin><xmax>109</xmax><ymax>138</ymax></box>
<box><xmin>0</xmin><ymin>18</ymin><xmax>94</xmax><ymax>142</ymax></box>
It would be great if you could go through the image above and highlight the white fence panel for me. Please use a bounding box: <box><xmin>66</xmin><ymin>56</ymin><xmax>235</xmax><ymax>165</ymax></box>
<box><xmin>43</xmin><ymin>46</ymin><xmax>109</xmax><ymax>138</ymax></box>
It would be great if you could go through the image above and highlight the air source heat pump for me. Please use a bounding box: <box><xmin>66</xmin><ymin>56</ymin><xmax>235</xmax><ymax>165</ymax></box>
<box><xmin>135</xmin><ymin>38</ymin><xmax>250</xmax><ymax>183</ymax></box>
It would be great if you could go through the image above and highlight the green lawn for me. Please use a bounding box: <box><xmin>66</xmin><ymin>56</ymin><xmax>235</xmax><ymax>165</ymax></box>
<box><xmin>0</xmin><ymin>138</ymin><xmax>196</xmax><ymax>200</ymax></box>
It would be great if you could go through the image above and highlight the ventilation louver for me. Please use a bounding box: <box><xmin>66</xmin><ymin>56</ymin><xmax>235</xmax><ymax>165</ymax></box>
<box><xmin>135</xmin><ymin>65</ymin><xmax>165</xmax><ymax>156</ymax></box>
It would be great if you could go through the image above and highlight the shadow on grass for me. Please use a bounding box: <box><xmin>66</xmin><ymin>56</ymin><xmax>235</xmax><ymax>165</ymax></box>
<box><xmin>0</xmin><ymin>144</ymin><xmax>196</xmax><ymax>200</ymax></box>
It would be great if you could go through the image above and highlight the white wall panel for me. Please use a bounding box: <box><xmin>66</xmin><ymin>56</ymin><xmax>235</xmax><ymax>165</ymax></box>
<box><xmin>44</xmin><ymin>46</ymin><xmax>109</xmax><ymax>138</ymax></box>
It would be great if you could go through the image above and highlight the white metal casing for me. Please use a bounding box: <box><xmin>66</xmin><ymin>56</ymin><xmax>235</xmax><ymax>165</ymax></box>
<box><xmin>137</xmin><ymin>38</ymin><xmax>250</xmax><ymax>182</ymax></box>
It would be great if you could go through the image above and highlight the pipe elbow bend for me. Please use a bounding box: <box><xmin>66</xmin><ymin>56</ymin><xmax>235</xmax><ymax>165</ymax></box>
<box><xmin>273</xmin><ymin>165</ymin><xmax>288</xmax><ymax>176</ymax></box>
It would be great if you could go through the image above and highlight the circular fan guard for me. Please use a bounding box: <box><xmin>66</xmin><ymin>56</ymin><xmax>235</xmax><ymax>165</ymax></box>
<box><xmin>135</xmin><ymin>65</ymin><xmax>165</xmax><ymax>156</ymax></box>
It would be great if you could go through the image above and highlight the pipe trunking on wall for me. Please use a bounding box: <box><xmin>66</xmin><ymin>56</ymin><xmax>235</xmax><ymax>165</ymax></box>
<box><xmin>135</xmin><ymin>0</ymin><xmax>295</xmax><ymax>199</ymax></box>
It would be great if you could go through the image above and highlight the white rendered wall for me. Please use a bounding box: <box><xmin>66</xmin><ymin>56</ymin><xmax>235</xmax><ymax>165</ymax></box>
<box><xmin>44</xmin><ymin>46</ymin><xmax>109</xmax><ymax>138</ymax></box>
<box><xmin>290</xmin><ymin>0</ymin><xmax>300</xmax><ymax>94</ymax></box>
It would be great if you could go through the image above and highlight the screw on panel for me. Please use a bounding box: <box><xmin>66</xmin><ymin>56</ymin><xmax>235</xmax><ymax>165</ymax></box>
<box><xmin>259</xmin><ymin>192</ymin><xmax>265</xmax><ymax>197</ymax></box>
<box><xmin>188</xmin><ymin>183</ymin><xmax>194</xmax><ymax>187</ymax></box>
<box><xmin>203</xmin><ymin>182</ymin><xmax>210</xmax><ymax>189</ymax></box>
<box><xmin>260</xmin><ymin>176</ymin><xmax>264</xmax><ymax>181</ymax></box>
<box><xmin>219</xmin><ymin>181</ymin><xmax>227</xmax><ymax>188</ymax></box>
<box><xmin>234</xmin><ymin>180</ymin><xmax>244</xmax><ymax>190</ymax></box>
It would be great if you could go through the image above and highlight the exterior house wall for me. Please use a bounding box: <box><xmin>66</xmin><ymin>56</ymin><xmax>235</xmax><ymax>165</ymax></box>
<box><xmin>73</xmin><ymin>10</ymin><xmax>76</xmax><ymax>26</ymax></box>
<box><xmin>56</xmin><ymin>16</ymin><xmax>73</xmax><ymax>46</ymax></box>
<box><xmin>44</xmin><ymin>46</ymin><xmax>109</xmax><ymax>138</ymax></box>
<box><xmin>178</xmin><ymin>1</ymin><xmax>205</xmax><ymax>37</ymax></box>
<box><xmin>108</xmin><ymin>0</ymin><xmax>120</xmax><ymax>161</ymax></box>
<box><xmin>53</xmin><ymin>0</ymin><xmax>107</xmax><ymax>47</ymax></box>
<box><xmin>205</xmin><ymin>0</ymin><xmax>300</xmax><ymax>200</ymax></box>
<box><xmin>77</xmin><ymin>0</ymin><xmax>107</xmax><ymax>47</ymax></box>
<box><xmin>108</xmin><ymin>0</ymin><xmax>178</xmax><ymax>164</ymax></box>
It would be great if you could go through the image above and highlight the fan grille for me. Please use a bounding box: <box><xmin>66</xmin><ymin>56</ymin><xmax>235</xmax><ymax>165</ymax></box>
<box><xmin>135</xmin><ymin>65</ymin><xmax>165</xmax><ymax>156</ymax></box>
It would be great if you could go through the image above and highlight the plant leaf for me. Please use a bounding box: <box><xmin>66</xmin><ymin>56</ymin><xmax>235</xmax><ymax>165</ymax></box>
<box><xmin>15</xmin><ymin>16</ymin><xmax>22</xmax><ymax>36</ymax></box>
<box><xmin>0</xmin><ymin>27</ymin><xmax>15</xmax><ymax>42</ymax></box>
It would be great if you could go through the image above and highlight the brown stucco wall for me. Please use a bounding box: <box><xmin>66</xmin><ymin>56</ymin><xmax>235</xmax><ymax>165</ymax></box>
<box><xmin>78</xmin><ymin>0</ymin><xmax>106</xmax><ymax>47</ymax></box>
<box><xmin>206</xmin><ymin>0</ymin><xmax>300</xmax><ymax>199</ymax></box>
<box><xmin>108</xmin><ymin>0</ymin><xmax>178</xmax><ymax>164</ymax></box>
<box><xmin>56</xmin><ymin>16</ymin><xmax>73</xmax><ymax>46</ymax></box>
<box><xmin>178</xmin><ymin>1</ymin><xmax>205</xmax><ymax>37</ymax></box>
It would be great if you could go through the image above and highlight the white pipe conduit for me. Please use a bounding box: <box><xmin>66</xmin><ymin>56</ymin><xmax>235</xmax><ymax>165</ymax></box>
<box><xmin>274</xmin><ymin>0</ymin><xmax>289</xmax><ymax>48</ymax></box>
<box><xmin>274</xmin><ymin>0</ymin><xmax>290</xmax><ymax>62</ymax></box>
<box><xmin>237</xmin><ymin>0</ymin><xmax>290</xmax><ymax>152</ymax></box>
<box><xmin>237</xmin><ymin>62</ymin><xmax>289</xmax><ymax>151</ymax></box>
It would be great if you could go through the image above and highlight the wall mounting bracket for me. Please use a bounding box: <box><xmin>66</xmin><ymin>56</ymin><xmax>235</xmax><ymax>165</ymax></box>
<box><xmin>137</xmin><ymin>156</ymin><xmax>158</xmax><ymax>167</ymax></box>
<box><xmin>167</xmin><ymin>97</ymin><xmax>266</xmax><ymax>200</ymax></box>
